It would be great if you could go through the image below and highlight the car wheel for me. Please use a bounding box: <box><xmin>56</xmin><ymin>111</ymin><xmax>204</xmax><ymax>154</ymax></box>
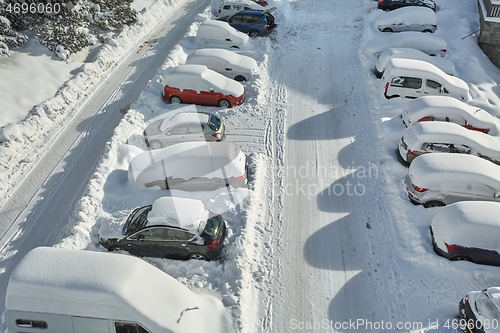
<box><xmin>249</xmin><ymin>30</ymin><xmax>260</xmax><ymax>38</ymax></box>
<box><xmin>422</xmin><ymin>29</ymin><xmax>432</xmax><ymax>33</ymax></box>
<box><xmin>451</xmin><ymin>256</ymin><xmax>471</xmax><ymax>262</ymax></box>
<box><xmin>230</xmin><ymin>45</ymin><xmax>240</xmax><ymax>49</ymax></box>
<box><xmin>110</xmin><ymin>246</ymin><xmax>125</xmax><ymax>253</ymax></box>
<box><xmin>218</xmin><ymin>99</ymin><xmax>231</xmax><ymax>108</ymax></box>
<box><xmin>382</xmin><ymin>28</ymin><xmax>393</xmax><ymax>32</ymax></box>
<box><xmin>423</xmin><ymin>201</ymin><xmax>445</xmax><ymax>208</ymax></box>
<box><xmin>170</xmin><ymin>96</ymin><xmax>182</xmax><ymax>104</ymax></box>
<box><xmin>188</xmin><ymin>253</ymin><xmax>208</xmax><ymax>260</ymax></box>
<box><xmin>149</xmin><ymin>140</ymin><xmax>163</xmax><ymax>150</ymax></box>
<box><xmin>234</xmin><ymin>75</ymin><xmax>246</xmax><ymax>82</ymax></box>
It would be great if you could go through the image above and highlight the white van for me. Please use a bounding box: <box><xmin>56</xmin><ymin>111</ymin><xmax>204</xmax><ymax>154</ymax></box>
<box><xmin>194</xmin><ymin>19</ymin><xmax>251</xmax><ymax>50</ymax></box>
<box><xmin>185</xmin><ymin>48</ymin><xmax>257</xmax><ymax>81</ymax></box>
<box><xmin>397</xmin><ymin>121</ymin><xmax>500</xmax><ymax>166</ymax></box>
<box><xmin>375</xmin><ymin>48</ymin><xmax>455</xmax><ymax>78</ymax></box>
<box><xmin>6</xmin><ymin>247</ymin><xmax>228</xmax><ymax>333</ymax></box>
<box><xmin>382</xmin><ymin>58</ymin><xmax>470</xmax><ymax>101</ymax></box>
<box><xmin>217</xmin><ymin>1</ymin><xmax>263</xmax><ymax>17</ymax></box>
<box><xmin>405</xmin><ymin>153</ymin><xmax>500</xmax><ymax>207</ymax></box>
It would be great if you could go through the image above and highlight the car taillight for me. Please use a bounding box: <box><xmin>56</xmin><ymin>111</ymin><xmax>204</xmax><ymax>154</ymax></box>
<box><xmin>463</xmin><ymin>295</ymin><xmax>469</xmax><ymax>304</ymax></box>
<box><xmin>384</xmin><ymin>82</ymin><xmax>390</xmax><ymax>94</ymax></box>
<box><xmin>445</xmin><ymin>243</ymin><xmax>458</xmax><ymax>252</ymax></box>
<box><xmin>408</xmin><ymin>150</ymin><xmax>416</xmax><ymax>155</ymax></box>
<box><xmin>218</xmin><ymin>9</ymin><xmax>221</xmax><ymax>13</ymax></box>
<box><xmin>441</xmin><ymin>49</ymin><xmax>447</xmax><ymax>53</ymax></box>
<box><xmin>412</xmin><ymin>183</ymin><xmax>428</xmax><ymax>192</ymax></box>
<box><xmin>206</xmin><ymin>239</ymin><xmax>219</xmax><ymax>249</ymax></box>
<box><xmin>379</xmin><ymin>0</ymin><xmax>384</xmax><ymax>3</ymax></box>
<box><xmin>212</xmin><ymin>133</ymin><xmax>222</xmax><ymax>140</ymax></box>
<box><xmin>264</xmin><ymin>25</ymin><xmax>269</xmax><ymax>30</ymax></box>
<box><xmin>418</xmin><ymin>116</ymin><xmax>431</xmax><ymax>122</ymax></box>
<box><xmin>432</xmin><ymin>24</ymin><xmax>437</xmax><ymax>28</ymax></box>
<box><xmin>235</xmin><ymin>172</ymin><xmax>246</xmax><ymax>181</ymax></box>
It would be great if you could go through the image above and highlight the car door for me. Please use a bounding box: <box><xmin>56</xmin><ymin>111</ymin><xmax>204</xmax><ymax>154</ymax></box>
<box><xmin>424</xmin><ymin>79</ymin><xmax>445</xmax><ymax>97</ymax></box>
<box><xmin>164</xmin><ymin>228</ymin><xmax>196</xmax><ymax>259</ymax></box>
<box><xmin>469</xmin><ymin>183</ymin><xmax>496</xmax><ymax>202</ymax></box>
<box><xmin>164</xmin><ymin>124</ymin><xmax>189</xmax><ymax>144</ymax></box>
<box><xmin>125</xmin><ymin>227</ymin><xmax>167</xmax><ymax>258</ymax></box>
<box><xmin>228</xmin><ymin>14</ymin><xmax>244</xmax><ymax>32</ymax></box>
<box><xmin>402</xmin><ymin>77</ymin><xmax>423</xmax><ymax>98</ymax></box>
<box><xmin>185</xmin><ymin>123</ymin><xmax>206</xmax><ymax>141</ymax></box>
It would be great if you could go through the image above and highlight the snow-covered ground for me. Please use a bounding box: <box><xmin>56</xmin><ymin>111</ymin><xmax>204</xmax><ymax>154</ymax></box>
<box><xmin>1</xmin><ymin>0</ymin><xmax>500</xmax><ymax>331</ymax></box>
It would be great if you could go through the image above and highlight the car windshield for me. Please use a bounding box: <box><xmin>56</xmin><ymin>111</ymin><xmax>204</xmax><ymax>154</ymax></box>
<box><xmin>474</xmin><ymin>291</ymin><xmax>500</xmax><ymax>329</ymax></box>
<box><xmin>208</xmin><ymin>114</ymin><xmax>221</xmax><ymax>131</ymax></box>
<box><xmin>199</xmin><ymin>215</ymin><xmax>222</xmax><ymax>240</ymax></box>
<box><xmin>123</xmin><ymin>205</ymin><xmax>152</xmax><ymax>235</ymax></box>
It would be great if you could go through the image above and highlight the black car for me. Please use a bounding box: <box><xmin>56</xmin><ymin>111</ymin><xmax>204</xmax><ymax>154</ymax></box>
<box><xmin>377</xmin><ymin>0</ymin><xmax>436</xmax><ymax>12</ymax></box>
<box><xmin>459</xmin><ymin>288</ymin><xmax>500</xmax><ymax>333</ymax></box>
<box><xmin>99</xmin><ymin>197</ymin><xmax>226</xmax><ymax>261</ymax></box>
<box><xmin>218</xmin><ymin>8</ymin><xmax>277</xmax><ymax>37</ymax></box>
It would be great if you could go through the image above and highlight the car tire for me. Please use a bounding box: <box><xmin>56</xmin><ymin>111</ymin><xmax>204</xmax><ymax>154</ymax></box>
<box><xmin>110</xmin><ymin>246</ymin><xmax>125</xmax><ymax>253</ymax></box>
<box><xmin>382</xmin><ymin>28</ymin><xmax>393</xmax><ymax>32</ymax></box>
<box><xmin>422</xmin><ymin>29</ymin><xmax>433</xmax><ymax>33</ymax></box>
<box><xmin>230</xmin><ymin>45</ymin><xmax>240</xmax><ymax>49</ymax></box>
<box><xmin>451</xmin><ymin>256</ymin><xmax>471</xmax><ymax>262</ymax></box>
<box><xmin>218</xmin><ymin>99</ymin><xmax>231</xmax><ymax>108</ymax></box>
<box><xmin>188</xmin><ymin>253</ymin><xmax>208</xmax><ymax>260</ymax></box>
<box><xmin>423</xmin><ymin>201</ymin><xmax>445</xmax><ymax>208</ymax></box>
<box><xmin>249</xmin><ymin>30</ymin><xmax>260</xmax><ymax>38</ymax></box>
<box><xmin>170</xmin><ymin>96</ymin><xmax>182</xmax><ymax>104</ymax></box>
<box><xmin>149</xmin><ymin>140</ymin><xmax>163</xmax><ymax>150</ymax></box>
<box><xmin>234</xmin><ymin>75</ymin><xmax>246</xmax><ymax>82</ymax></box>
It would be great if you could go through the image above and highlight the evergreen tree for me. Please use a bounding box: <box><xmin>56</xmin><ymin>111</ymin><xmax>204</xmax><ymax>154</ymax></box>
<box><xmin>0</xmin><ymin>2</ymin><xmax>28</xmax><ymax>56</ymax></box>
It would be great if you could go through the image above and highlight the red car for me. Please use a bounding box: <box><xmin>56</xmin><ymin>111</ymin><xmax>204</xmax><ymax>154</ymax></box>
<box><xmin>162</xmin><ymin>65</ymin><xmax>245</xmax><ymax>108</ymax></box>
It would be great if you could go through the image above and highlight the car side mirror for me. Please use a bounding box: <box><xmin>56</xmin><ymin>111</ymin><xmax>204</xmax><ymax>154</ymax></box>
<box><xmin>225</xmin><ymin>67</ymin><xmax>232</xmax><ymax>71</ymax></box>
<box><xmin>166</xmin><ymin>131</ymin><xmax>171</xmax><ymax>136</ymax></box>
<box><xmin>225</xmin><ymin>38</ymin><xmax>231</xmax><ymax>41</ymax></box>
<box><xmin>138</xmin><ymin>234</ymin><xmax>145</xmax><ymax>241</ymax></box>
<box><xmin>495</xmin><ymin>192</ymin><xmax>500</xmax><ymax>199</ymax></box>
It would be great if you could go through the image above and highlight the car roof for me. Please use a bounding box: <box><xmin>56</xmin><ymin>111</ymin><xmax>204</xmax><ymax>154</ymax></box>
<box><xmin>161</xmin><ymin>112</ymin><xmax>210</xmax><ymax>131</ymax></box>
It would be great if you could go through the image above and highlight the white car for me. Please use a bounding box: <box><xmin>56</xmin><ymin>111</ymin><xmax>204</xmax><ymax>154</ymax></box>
<box><xmin>401</xmin><ymin>96</ymin><xmax>500</xmax><ymax>136</ymax></box>
<box><xmin>217</xmin><ymin>1</ymin><xmax>263</xmax><ymax>18</ymax></box>
<box><xmin>185</xmin><ymin>48</ymin><xmax>257</xmax><ymax>81</ymax></box>
<box><xmin>194</xmin><ymin>19</ymin><xmax>252</xmax><ymax>50</ymax></box>
<box><xmin>375</xmin><ymin>48</ymin><xmax>455</xmax><ymax>78</ymax></box>
<box><xmin>128</xmin><ymin>141</ymin><xmax>248</xmax><ymax>191</ymax></box>
<box><xmin>431</xmin><ymin>201</ymin><xmax>500</xmax><ymax>265</ymax></box>
<box><xmin>382</xmin><ymin>58</ymin><xmax>470</xmax><ymax>101</ymax></box>
<box><xmin>374</xmin><ymin>6</ymin><xmax>437</xmax><ymax>33</ymax></box>
<box><xmin>363</xmin><ymin>31</ymin><xmax>447</xmax><ymax>57</ymax></box>
<box><xmin>397</xmin><ymin>121</ymin><xmax>500</xmax><ymax>166</ymax></box>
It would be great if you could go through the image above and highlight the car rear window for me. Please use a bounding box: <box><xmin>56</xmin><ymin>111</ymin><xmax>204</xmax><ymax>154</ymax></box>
<box><xmin>200</xmin><ymin>215</ymin><xmax>222</xmax><ymax>240</ymax></box>
<box><xmin>208</xmin><ymin>114</ymin><xmax>221</xmax><ymax>131</ymax></box>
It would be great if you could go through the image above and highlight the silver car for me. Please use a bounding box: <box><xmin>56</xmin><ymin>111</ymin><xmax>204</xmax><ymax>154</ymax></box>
<box><xmin>144</xmin><ymin>112</ymin><xmax>225</xmax><ymax>149</ymax></box>
<box><xmin>374</xmin><ymin>6</ymin><xmax>437</xmax><ymax>33</ymax></box>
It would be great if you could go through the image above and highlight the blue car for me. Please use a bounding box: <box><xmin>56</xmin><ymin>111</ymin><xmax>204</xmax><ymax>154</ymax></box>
<box><xmin>219</xmin><ymin>8</ymin><xmax>277</xmax><ymax>37</ymax></box>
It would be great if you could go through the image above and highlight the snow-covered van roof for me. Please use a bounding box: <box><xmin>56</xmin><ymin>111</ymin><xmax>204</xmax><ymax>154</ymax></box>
<box><xmin>383</xmin><ymin>58</ymin><xmax>470</xmax><ymax>101</ymax></box>
<box><xmin>128</xmin><ymin>141</ymin><xmax>246</xmax><ymax>187</ymax></box>
<box><xmin>6</xmin><ymin>247</ymin><xmax>227</xmax><ymax>333</ymax></box>
<box><xmin>186</xmin><ymin>48</ymin><xmax>257</xmax><ymax>73</ymax></box>
<box><xmin>408</xmin><ymin>153</ymin><xmax>500</xmax><ymax>189</ymax></box>
<box><xmin>147</xmin><ymin>197</ymin><xmax>209</xmax><ymax>234</ymax></box>
<box><xmin>376</xmin><ymin>48</ymin><xmax>455</xmax><ymax>76</ymax></box>
<box><xmin>403</xmin><ymin>122</ymin><xmax>500</xmax><ymax>159</ymax></box>
<box><xmin>193</xmin><ymin>20</ymin><xmax>251</xmax><ymax>50</ymax></box>
<box><xmin>164</xmin><ymin>65</ymin><xmax>244</xmax><ymax>97</ymax></box>
<box><xmin>374</xmin><ymin>6</ymin><xmax>437</xmax><ymax>26</ymax></box>
<box><xmin>431</xmin><ymin>201</ymin><xmax>500</xmax><ymax>252</ymax></box>
<box><xmin>401</xmin><ymin>96</ymin><xmax>500</xmax><ymax>136</ymax></box>
<box><xmin>363</xmin><ymin>31</ymin><xmax>446</xmax><ymax>57</ymax></box>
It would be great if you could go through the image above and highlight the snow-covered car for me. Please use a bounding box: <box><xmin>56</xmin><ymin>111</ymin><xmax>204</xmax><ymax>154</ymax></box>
<box><xmin>377</xmin><ymin>0</ymin><xmax>436</xmax><ymax>12</ymax></box>
<box><xmin>375</xmin><ymin>48</ymin><xmax>455</xmax><ymax>78</ymax></box>
<box><xmin>143</xmin><ymin>111</ymin><xmax>225</xmax><ymax>150</ymax></box>
<box><xmin>401</xmin><ymin>96</ymin><xmax>500</xmax><ymax>136</ymax></box>
<box><xmin>217</xmin><ymin>0</ymin><xmax>264</xmax><ymax>18</ymax></box>
<box><xmin>459</xmin><ymin>287</ymin><xmax>500</xmax><ymax>333</ymax></box>
<box><xmin>405</xmin><ymin>153</ymin><xmax>500</xmax><ymax>208</ymax></box>
<box><xmin>374</xmin><ymin>7</ymin><xmax>437</xmax><ymax>33</ymax></box>
<box><xmin>382</xmin><ymin>58</ymin><xmax>470</xmax><ymax>101</ymax></box>
<box><xmin>98</xmin><ymin>197</ymin><xmax>227</xmax><ymax>261</ymax></box>
<box><xmin>185</xmin><ymin>48</ymin><xmax>257</xmax><ymax>81</ymax></box>
<box><xmin>397</xmin><ymin>122</ymin><xmax>500</xmax><ymax>166</ymax></box>
<box><xmin>162</xmin><ymin>65</ymin><xmax>244</xmax><ymax>108</ymax></box>
<box><xmin>128</xmin><ymin>142</ymin><xmax>248</xmax><ymax>191</ymax></box>
<box><xmin>193</xmin><ymin>19</ymin><xmax>251</xmax><ymax>50</ymax></box>
<box><xmin>430</xmin><ymin>201</ymin><xmax>500</xmax><ymax>265</ymax></box>
<box><xmin>6</xmin><ymin>247</ymin><xmax>228</xmax><ymax>333</ymax></box>
<box><xmin>363</xmin><ymin>31</ymin><xmax>446</xmax><ymax>57</ymax></box>
<box><xmin>218</xmin><ymin>8</ymin><xmax>277</xmax><ymax>37</ymax></box>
